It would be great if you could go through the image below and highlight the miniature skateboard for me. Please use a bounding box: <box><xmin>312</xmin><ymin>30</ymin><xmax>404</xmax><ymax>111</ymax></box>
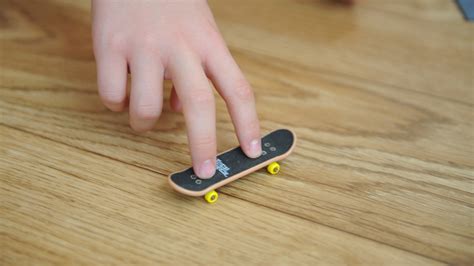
<box><xmin>168</xmin><ymin>129</ymin><xmax>296</xmax><ymax>203</ymax></box>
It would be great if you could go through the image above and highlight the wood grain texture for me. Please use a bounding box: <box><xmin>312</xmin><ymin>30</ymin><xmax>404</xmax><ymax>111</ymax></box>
<box><xmin>1</xmin><ymin>0</ymin><xmax>472</xmax><ymax>265</ymax></box>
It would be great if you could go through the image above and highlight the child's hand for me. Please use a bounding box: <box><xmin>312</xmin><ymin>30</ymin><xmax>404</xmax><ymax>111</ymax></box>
<box><xmin>92</xmin><ymin>0</ymin><xmax>261</xmax><ymax>178</ymax></box>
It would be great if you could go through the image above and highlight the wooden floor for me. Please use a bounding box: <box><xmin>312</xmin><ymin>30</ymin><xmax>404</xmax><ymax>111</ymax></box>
<box><xmin>1</xmin><ymin>0</ymin><xmax>473</xmax><ymax>265</ymax></box>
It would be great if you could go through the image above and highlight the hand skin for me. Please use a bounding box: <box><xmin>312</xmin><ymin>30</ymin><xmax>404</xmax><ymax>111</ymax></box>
<box><xmin>92</xmin><ymin>0</ymin><xmax>261</xmax><ymax>178</ymax></box>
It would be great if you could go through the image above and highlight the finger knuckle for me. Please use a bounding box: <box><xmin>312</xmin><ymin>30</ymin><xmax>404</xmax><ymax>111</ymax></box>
<box><xmin>193</xmin><ymin>135</ymin><xmax>216</xmax><ymax>150</ymax></box>
<box><xmin>188</xmin><ymin>89</ymin><xmax>214</xmax><ymax>106</ymax></box>
<box><xmin>141</xmin><ymin>34</ymin><xmax>160</xmax><ymax>52</ymax></box>
<box><xmin>202</xmin><ymin>19</ymin><xmax>223</xmax><ymax>48</ymax></box>
<box><xmin>233</xmin><ymin>80</ymin><xmax>254</xmax><ymax>103</ymax></box>
<box><xmin>135</xmin><ymin>103</ymin><xmax>161</xmax><ymax>120</ymax></box>
<box><xmin>106</xmin><ymin>34</ymin><xmax>127</xmax><ymax>53</ymax></box>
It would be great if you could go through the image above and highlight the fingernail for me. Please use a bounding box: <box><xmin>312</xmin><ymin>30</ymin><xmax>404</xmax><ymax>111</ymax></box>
<box><xmin>198</xmin><ymin>159</ymin><xmax>215</xmax><ymax>179</ymax></box>
<box><xmin>248</xmin><ymin>139</ymin><xmax>262</xmax><ymax>158</ymax></box>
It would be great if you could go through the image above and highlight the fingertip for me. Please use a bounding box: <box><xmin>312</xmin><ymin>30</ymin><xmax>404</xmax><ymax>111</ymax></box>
<box><xmin>195</xmin><ymin>159</ymin><xmax>216</xmax><ymax>179</ymax></box>
<box><xmin>244</xmin><ymin>138</ymin><xmax>262</xmax><ymax>158</ymax></box>
<box><xmin>129</xmin><ymin>105</ymin><xmax>161</xmax><ymax>132</ymax></box>
<box><xmin>98</xmin><ymin>84</ymin><xmax>127</xmax><ymax>112</ymax></box>
<box><xmin>237</xmin><ymin>120</ymin><xmax>262</xmax><ymax>159</ymax></box>
<box><xmin>103</xmin><ymin>99</ymin><xmax>126</xmax><ymax>112</ymax></box>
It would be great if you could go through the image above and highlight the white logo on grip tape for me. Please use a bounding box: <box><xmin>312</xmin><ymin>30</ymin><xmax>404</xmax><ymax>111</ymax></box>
<box><xmin>216</xmin><ymin>159</ymin><xmax>230</xmax><ymax>177</ymax></box>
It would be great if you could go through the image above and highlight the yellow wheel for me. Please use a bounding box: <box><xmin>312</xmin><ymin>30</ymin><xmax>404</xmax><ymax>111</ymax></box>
<box><xmin>204</xmin><ymin>190</ymin><xmax>218</xmax><ymax>203</ymax></box>
<box><xmin>267</xmin><ymin>162</ymin><xmax>280</xmax><ymax>175</ymax></box>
